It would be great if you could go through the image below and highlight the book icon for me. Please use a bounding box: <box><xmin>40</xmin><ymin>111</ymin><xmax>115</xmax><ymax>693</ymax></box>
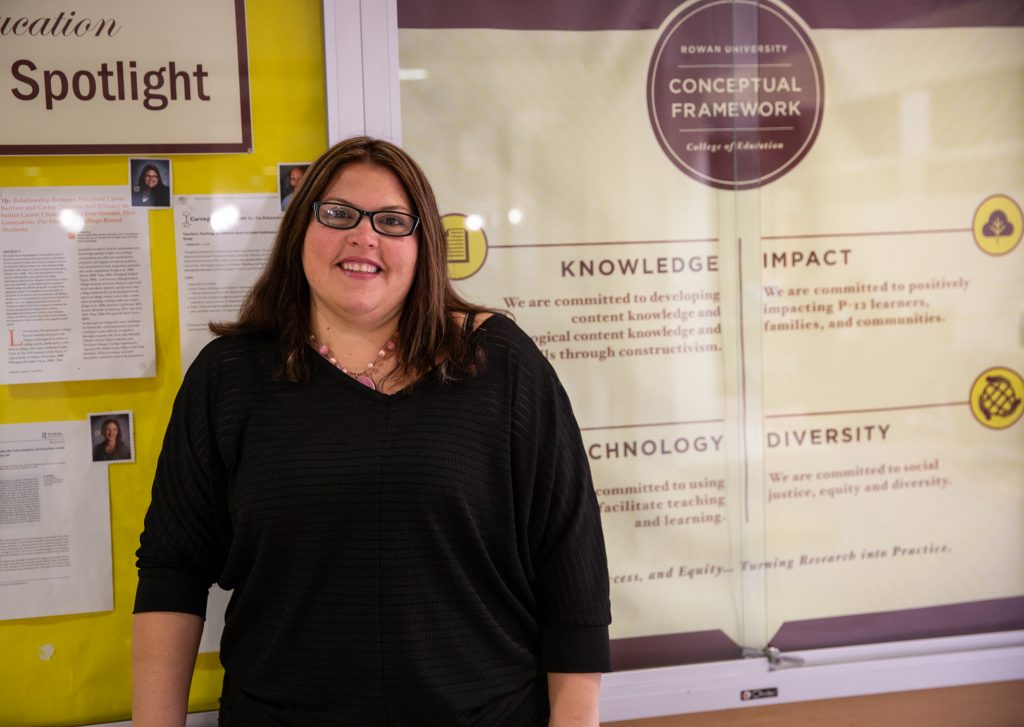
<box><xmin>446</xmin><ymin>227</ymin><xmax>470</xmax><ymax>263</ymax></box>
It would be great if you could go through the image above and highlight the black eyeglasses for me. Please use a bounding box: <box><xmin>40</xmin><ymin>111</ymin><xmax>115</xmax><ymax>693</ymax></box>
<box><xmin>312</xmin><ymin>202</ymin><xmax>420</xmax><ymax>237</ymax></box>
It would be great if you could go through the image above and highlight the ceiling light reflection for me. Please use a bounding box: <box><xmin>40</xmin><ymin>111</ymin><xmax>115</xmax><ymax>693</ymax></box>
<box><xmin>59</xmin><ymin>208</ymin><xmax>85</xmax><ymax>233</ymax></box>
<box><xmin>210</xmin><ymin>205</ymin><xmax>240</xmax><ymax>232</ymax></box>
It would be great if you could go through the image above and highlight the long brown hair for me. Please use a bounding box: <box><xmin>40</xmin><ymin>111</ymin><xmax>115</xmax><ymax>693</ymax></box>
<box><xmin>211</xmin><ymin>136</ymin><xmax>490</xmax><ymax>382</ymax></box>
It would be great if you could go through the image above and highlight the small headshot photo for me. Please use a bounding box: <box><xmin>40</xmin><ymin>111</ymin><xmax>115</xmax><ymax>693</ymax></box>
<box><xmin>278</xmin><ymin>163</ymin><xmax>309</xmax><ymax>211</ymax></box>
<box><xmin>129</xmin><ymin>158</ymin><xmax>172</xmax><ymax>208</ymax></box>
<box><xmin>89</xmin><ymin>411</ymin><xmax>135</xmax><ymax>464</ymax></box>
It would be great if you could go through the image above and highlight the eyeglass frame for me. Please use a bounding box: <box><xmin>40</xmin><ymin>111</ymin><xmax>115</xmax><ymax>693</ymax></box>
<box><xmin>311</xmin><ymin>201</ymin><xmax>421</xmax><ymax>237</ymax></box>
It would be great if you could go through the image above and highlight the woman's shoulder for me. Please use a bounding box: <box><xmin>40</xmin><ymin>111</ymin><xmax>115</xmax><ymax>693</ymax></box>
<box><xmin>473</xmin><ymin>311</ymin><xmax>529</xmax><ymax>343</ymax></box>
<box><xmin>470</xmin><ymin>313</ymin><xmax>552</xmax><ymax>369</ymax></box>
<box><xmin>197</xmin><ymin>330</ymin><xmax>276</xmax><ymax>355</ymax></box>
<box><xmin>452</xmin><ymin>309</ymin><xmax>495</xmax><ymax>332</ymax></box>
<box><xmin>187</xmin><ymin>331</ymin><xmax>279</xmax><ymax>381</ymax></box>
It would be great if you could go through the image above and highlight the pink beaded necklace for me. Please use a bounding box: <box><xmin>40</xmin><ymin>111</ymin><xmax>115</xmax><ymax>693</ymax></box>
<box><xmin>310</xmin><ymin>334</ymin><xmax>396</xmax><ymax>390</ymax></box>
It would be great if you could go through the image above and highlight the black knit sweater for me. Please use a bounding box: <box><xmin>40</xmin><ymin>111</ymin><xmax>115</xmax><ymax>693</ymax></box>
<box><xmin>134</xmin><ymin>314</ymin><xmax>611</xmax><ymax>726</ymax></box>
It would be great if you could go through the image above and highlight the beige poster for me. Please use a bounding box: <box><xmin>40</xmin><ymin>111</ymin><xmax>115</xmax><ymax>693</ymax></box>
<box><xmin>398</xmin><ymin>3</ymin><xmax>1024</xmax><ymax>654</ymax></box>
<box><xmin>0</xmin><ymin>0</ymin><xmax>250</xmax><ymax>153</ymax></box>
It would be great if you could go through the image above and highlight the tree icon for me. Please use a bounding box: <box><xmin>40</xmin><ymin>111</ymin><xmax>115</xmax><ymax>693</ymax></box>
<box><xmin>982</xmin><ymin>210</ymin><xmax>1014</xmax><ymax>246</ymax></box>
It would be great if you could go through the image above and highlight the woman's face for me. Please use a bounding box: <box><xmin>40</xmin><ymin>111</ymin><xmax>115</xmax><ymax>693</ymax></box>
<box><xmin>143</xmin><ymin>169</ymin><xmax>160</xmax><ymax>188</ymax></box>
<box><xmin>103</xmin><ymin>422</ymin><xmax>119</xmax><ymax>443</ymax></box>
<box><xmin>302</xmin><ymin>162</ymin><xmax>419</xmax><ymax>331</ymax></box>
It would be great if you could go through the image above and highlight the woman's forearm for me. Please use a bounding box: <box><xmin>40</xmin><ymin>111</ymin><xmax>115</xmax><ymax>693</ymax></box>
<box><xmin>548</xmin><ymin>672</ymin><xmax>601</xmax><ymax>727</ymax></box>
<box><xmin>132</xmin><ymin>611</ymin><xmax>204</xmax><ymax>727</ymax></box>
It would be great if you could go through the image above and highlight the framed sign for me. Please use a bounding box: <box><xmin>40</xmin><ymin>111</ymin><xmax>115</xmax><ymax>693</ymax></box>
<box><xmin>0</xmin><ymin>0</ymin><xmax>252</xmax><ymax>154</ymax></box>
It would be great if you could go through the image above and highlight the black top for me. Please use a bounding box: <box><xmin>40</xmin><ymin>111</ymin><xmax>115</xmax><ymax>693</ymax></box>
<box><xmin>134</xmin><ymin>315</ymin><xmax>611</xmax><ymax>726</ymax></box>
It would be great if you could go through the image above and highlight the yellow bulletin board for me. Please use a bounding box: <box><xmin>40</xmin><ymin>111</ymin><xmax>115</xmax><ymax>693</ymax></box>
<box><xmin>0</xmin><ymin>1</ymin><xmax>327</xmax><ymax>724</ymax></box>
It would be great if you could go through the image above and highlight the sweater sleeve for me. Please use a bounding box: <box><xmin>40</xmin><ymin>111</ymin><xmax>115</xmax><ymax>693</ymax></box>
<box><xmin>134</xmin><ymin>340</ymin><xmax>236</xmax><ymax>618</ymax></box>
<box><xmin>503</xmin><ymin>319</ymin><xmax>612</xmax><ymax>673</ymax></box>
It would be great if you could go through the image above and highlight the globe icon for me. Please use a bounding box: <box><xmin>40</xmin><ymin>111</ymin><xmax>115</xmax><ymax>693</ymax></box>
<box><xmin>978</xmin><ymin>375</ymin><xmax>1021</xmax><ymax>421</ymax></box>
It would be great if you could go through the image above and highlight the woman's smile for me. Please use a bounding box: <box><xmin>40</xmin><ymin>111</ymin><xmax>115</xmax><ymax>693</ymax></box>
<box><xmin>338</xmin><ymin>257</ymin><xmax>382</xmax><ymax>275</ymax></box>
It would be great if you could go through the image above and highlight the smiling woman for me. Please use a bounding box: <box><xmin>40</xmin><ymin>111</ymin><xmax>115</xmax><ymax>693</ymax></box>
<box><xmin>206</xmin><ymin>136</ymin><xmax>489</xmax><ymax>388</ymax></box>
<box><xmin>133</xmin><ymin>136</ymin><xmax>612</xmax><ymax>727</ymax></box>
<box><xmin>301</xmin><ymin>162</ymin><xmax>421</xmax><ymax>365</ymax></box>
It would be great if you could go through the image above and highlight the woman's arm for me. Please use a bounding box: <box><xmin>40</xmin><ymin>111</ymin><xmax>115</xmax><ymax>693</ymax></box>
<box><xmin>132</xmin><ymin>611</ymin><xmax>204</xmax><ymax>727</ymax></box>
<box><xmin>548</xmin><ymin>672</ymin><xmax>601</xmax><ymax>727</ymax></box>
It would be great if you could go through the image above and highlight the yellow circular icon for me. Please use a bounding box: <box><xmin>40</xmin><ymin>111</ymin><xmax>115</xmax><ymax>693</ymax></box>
<box><xmin>442</xmin><ymin>213</ymin><xmax>488</xmax><ymax>280</ymax></box>
<box><xmin>972</xmin><ymin>194</ymin><xmax>1022</xmax><ymax>256</ymax></box>
<box><xmin>969</xmin><ymin>366</ymin><xmax>1023</xmax><ymax>429</ymax></box>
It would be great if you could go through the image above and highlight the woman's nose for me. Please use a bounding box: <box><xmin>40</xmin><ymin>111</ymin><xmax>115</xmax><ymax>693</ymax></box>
<box><xmin>347</xmin><ymin>217</ymin><xmax>379</xmax><ymax>246</ymax></box>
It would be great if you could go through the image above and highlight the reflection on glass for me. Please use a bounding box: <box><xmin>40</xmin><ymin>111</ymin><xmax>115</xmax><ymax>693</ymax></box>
<box><xmin>399</xmin><ymin>68</ymin><xmax>429</xmax><ymax>81</ymax></box>
<box><xmin>58</xmin><ymin>208</ymin><xmax>85</xmax><ymax>233</ymax></box>
<box><xmin>210</xmin><ymin>204</ymin><xmax>240</xmax><ymax>232</ymax></box>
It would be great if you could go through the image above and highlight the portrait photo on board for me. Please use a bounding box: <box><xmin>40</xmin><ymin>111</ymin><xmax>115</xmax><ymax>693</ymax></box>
<box><xmin>89</xmin><ymin>411</ymin><xmax>135</xmax><ymax>464</ymax></box>
<box><xmin>278</xmin><ymin>162</ymin><xmax>310</xmax><ymax>211</ymax></box>
<box><xmin>129</xmin><ymin>158</ymin><xmax>173</xmax><ymax>208</ymax></box>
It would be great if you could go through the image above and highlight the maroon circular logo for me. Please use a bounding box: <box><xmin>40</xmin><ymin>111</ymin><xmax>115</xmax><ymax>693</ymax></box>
<box><xmin>648</xmin><ymin>0</ymin><xmax>824</xmax><ymax>189</ymax></box>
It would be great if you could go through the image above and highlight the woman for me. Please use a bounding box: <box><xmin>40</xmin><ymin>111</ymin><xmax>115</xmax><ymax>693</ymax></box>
<box><xmin>133</xmin><ymin>137</ymin><xmax>611</xmax><ymax>726</ymax></box>
<box><xmin>93</xmin><ymin>418</ymin><xmax>131</xmax><ymax>461</ymax></box>
<box><xmin>132</xmin><ymin>163</ymin><xmax>170</xmax><ymax>207</ymax></box>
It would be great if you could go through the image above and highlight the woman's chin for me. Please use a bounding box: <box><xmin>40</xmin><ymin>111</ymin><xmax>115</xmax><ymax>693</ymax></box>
<box><xmin>315</xmin><ymin>299</ymin><xmax>404</xmax><ymax>327</ymax></box>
